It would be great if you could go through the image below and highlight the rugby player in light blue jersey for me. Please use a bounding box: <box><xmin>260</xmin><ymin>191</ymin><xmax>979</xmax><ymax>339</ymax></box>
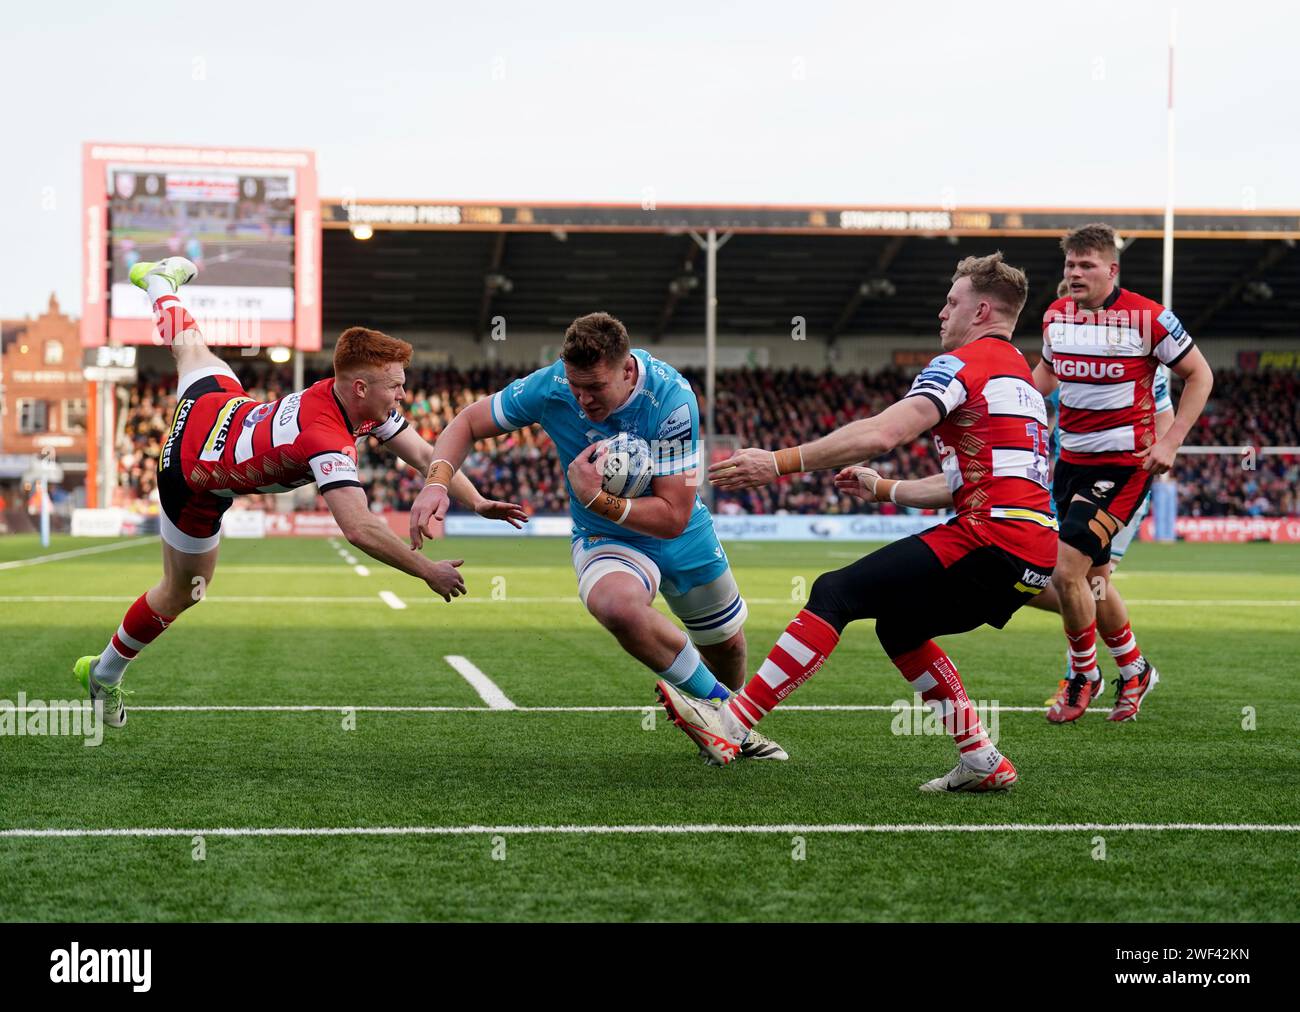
<box><xmin>409</xmin><ymin>312</ymin><xmax>786</xmax><ymax>762</ymax></box>
<box><xmin>1031</xmin><ymin>328</ymin><xmax>1176</xmax><ymax>707</ymax></box>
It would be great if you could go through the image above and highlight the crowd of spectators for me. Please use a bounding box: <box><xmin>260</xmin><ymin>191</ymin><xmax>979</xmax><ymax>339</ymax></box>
<box><xmin>1172</xmin><ymin>368</ymin><xmax>1299</xmax><ymax>517</ymax></box>
<box><xmin>114</xmin><ymin>363</ymin><xmax>1298</xmax><ymax>518</ymax></box>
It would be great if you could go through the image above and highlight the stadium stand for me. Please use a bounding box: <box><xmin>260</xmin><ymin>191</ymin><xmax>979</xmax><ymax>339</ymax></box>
<box><xmin>320</xmin><ymin>230</ymin><xmax>1300</xmax><ymax>340</ymax></box>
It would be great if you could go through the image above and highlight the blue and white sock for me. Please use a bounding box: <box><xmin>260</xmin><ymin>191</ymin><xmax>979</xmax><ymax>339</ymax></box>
<box><xmin>658</xmin><ymin>640</ymin><xmax>729</xmax><ymax>701</ymax></box>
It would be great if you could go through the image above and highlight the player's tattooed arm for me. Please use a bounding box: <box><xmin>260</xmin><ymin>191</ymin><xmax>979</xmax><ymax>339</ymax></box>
<box><xmin>566</xmin><ymin>440</ymin><xmax>693</xmax><ymax>539</ymax></box>
<box><xmin>709</xmin><ymin>397</ymin><xmax>939</xmax><ymax>490</ymax></box>
<box><xmin>625</xmin><ymin>471</ymin><xmax>696</xmax><ymax>539</ymax></box>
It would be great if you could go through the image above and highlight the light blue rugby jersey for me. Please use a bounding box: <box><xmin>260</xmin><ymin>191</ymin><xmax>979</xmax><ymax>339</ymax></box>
<box><xmin>489</xmin><ymin>349</ymin><xmax>712</xmax><ymax>543</ymax></box>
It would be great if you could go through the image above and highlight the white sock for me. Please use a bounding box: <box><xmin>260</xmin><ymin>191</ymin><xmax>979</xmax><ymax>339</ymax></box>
<box><xmin>94</xmin><ymin>643</ymin><xmax>131</xmax><ymax>685</ymax></box>
<box><xmin>146</xmin><ymin>274</ymin><xmax>177</xmax><ymax>303</ymax></box>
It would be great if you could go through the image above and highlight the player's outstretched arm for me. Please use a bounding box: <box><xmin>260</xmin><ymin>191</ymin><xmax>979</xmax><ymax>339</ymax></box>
<box><xmin>383</xmin><ymin>425</ymin><xmax>528</xmax><ymax>531</ymax></box>
<box><xmin>1136</xmin><ymin>347</ymin><xmax>1213</xmax><ymax>474</ymax></box>
<box><xmin>835</xmin><ymin>467</ymin><xmax>953</xmax><ymax>509</ymax></box>
<box><xmin>410</xmin><ymin>398</ymin><xmax>512</xmax><ymax>548</ymax></box>
<box><xmin>709</xmin><ymin>397</ymin><xmax>940</xmax><ymax>490</ymax></box>
<box><xmin>323</xmin><ymin>485</ymin><xmax>465</xmax><ymax>601</ymax></box>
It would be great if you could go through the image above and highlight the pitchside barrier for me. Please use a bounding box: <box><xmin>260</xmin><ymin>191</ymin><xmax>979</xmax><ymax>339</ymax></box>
<box><xmin>441</xmin><ymin>512</ymin><xmax>951</xmax><ymax>540</ymax></box>
<box><xmin>67</xmin><ymin>507</ymin><xmax>954</xmax><ymax>541</ymax></box>
<box><xmin>60</xmin><ymin>504</ymin><xmax>1300</xmax><ymax>544</ymax></box>
<box><xmin>69</xmin><ymin>508</ymin><xmax>439</xmax><ymax>541</ymax></box>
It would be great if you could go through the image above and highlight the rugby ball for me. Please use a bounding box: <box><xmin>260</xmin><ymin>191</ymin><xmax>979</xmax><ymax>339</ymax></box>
<box><xmin>599</xmin><ymin>432</ymin><xmax>655</xmax><ymax>497</ymax></box>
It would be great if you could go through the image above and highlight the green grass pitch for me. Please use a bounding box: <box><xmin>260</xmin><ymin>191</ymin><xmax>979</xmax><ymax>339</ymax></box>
<box><xmin>1</xmin><ymin>533</ymin><xmax>1297</xmax><ymax>922</ymax></box>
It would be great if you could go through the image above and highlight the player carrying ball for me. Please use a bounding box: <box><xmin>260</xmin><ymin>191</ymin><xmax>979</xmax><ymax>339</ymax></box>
<box><xmin>408</xmin><ymin>312</ymin><xmax>786</xmax><ymax>761</ymax></box>
<box><xmin>73</xmin><ymin>257</ymin><xmax>526</xmax><ymax>727</ymax></box>
<box><xmin>658</xmin><ymin>253</ymin><xmax>1057</xmax><ymax>792</ymax></box>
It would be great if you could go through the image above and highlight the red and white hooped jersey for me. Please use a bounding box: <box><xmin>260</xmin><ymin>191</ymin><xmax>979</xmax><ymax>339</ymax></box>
<box><xmin>169</xmin><ymin>377</ymin><xmax>406</xmax><ymax>498</ymax></box>
<box><xmin>1041</xmin><ymin>287</ymin><xmax>1194</xmax><ymax>466</ymax></box>
<box><xmin>905</xmin><ymin>335</ymin><xmax>1058</xmax><ymax>567</ymax></box>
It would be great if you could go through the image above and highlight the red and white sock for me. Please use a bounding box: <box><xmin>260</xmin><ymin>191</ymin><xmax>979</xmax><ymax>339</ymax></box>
<box><xmin>95</xmin><ymin>593</ymin><xmax>176</xmax><ymax>685</ymax></box>
<box><xmin>148</xmin><ymin>276</ymin><xmax>199</xmax><ymax>347</ymax></box>
<box><xmin>1101</xmin><ymin>622</ymin><xmax>1147</xmax><ymax>680</ymax></box>
<box><xmin>1066</xmin><ymin>622</ymin><xmax>1102</xmax><ymax>683</ymax></box>
<box><xmin>892</xmin><ymin>640</ymin><xmax>993</xmax><ymax>763</ymax></box>
<box><xmin>727</xmin><ymin>610</ymin><xmax>840</xmax><ymax>731</ymax></box>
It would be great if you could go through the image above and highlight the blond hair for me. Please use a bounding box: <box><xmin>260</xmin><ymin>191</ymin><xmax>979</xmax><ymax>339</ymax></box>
<box><xmin>952</xmin><ymin>252</ymin><xmax>1029</xmax><ymax>317</ymax></box>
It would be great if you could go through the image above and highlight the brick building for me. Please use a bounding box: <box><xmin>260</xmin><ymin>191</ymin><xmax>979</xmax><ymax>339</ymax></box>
<box><xmin>0</xmin><ymin>295</ymin><xmax>88</xmax><ymax>461</ymax></box>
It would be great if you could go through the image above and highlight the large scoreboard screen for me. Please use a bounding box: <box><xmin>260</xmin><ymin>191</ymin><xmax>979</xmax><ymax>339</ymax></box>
<box><xmin>83</xmin><ymin>143</ymin><xmax>319</xmax><ymax>350</ymax></box>
<box><xmin>109</xmin><ymin>167</ymin><xmax>295</xmax><ymax>324</ymax></box>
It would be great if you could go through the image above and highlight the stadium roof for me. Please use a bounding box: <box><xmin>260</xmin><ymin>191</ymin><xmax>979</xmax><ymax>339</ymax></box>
<box><xmin>321</xmin><ymin>201</ymin><xmax>1300</xmax><ymax>339</ymax></box>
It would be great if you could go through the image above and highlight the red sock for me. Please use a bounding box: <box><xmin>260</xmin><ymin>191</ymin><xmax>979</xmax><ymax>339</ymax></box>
<box><xmin>892</xmin><ymin>640</ymin><xmax>990</xmax><ymax>757</ymax></box>
<box><xmin>152</xmin><ymin>293</ymin><xmax>198</xmax><ymax>347</ymax></box>
<box><xmin>727</xmin><ymin>610</ymin><xmax>840</xmax><ymax>730</ymax></box>
<box><xmin>1101</xmin><ymin>622</ymin><xmax>1146</xmax><ymax>679</ymax></box>
<box><xmin>97</xmin><ymin>593</ymin><xmax>176</xmax><ymax>682</ymax></box>
<box><xmin>1066</xmin><ymin>622</ymin><xmax>1101</xmax><ymax>681</ymax></box>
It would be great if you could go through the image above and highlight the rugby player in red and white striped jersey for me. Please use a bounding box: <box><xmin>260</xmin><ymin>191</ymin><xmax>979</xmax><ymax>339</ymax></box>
<box><xmin>72</xmin><ymin>257</ymin><xmax>527</xmax><ymax>728</ymax></box>
<box><xmin>1031</xmin><ymin>224</ymin><xmax>1213</xmax><ymax>723</ymax></box>
<box><xmin>658</xmin><ymin>253</ymin><xmax>1056</xmax><ymax>792</ymax></box>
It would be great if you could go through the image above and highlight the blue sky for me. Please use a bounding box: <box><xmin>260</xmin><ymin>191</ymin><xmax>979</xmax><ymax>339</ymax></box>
<box><xmin>2</xmin><ymin>0</ymin><xmax>1296</xmax><ymax>317</ymax></box>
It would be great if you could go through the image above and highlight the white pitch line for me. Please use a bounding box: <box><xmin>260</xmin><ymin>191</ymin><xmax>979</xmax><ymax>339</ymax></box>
<box><xmin>1085</xmin><ymin>599</ymin><xmax>1300</xmax><ymax>607</ymax></box>
<box><xmin>1120</xmin><ymin>569</ymin><xmax>1298</xmax><ymax>578</ymax></box>
<box><xmin>400</xmin><ymin>596</ymin><xmax>1300</xmax><ymax>608</ymax></box>
<box><xmin>343</xmin><ymin>555</ymin><xmax>358</xmax><ymax>565</ymax></box>
<box><xmin>443</xmin><ymin>656</ymin><xmax>516</xmax><ymax>710</ymax></box>
<box><xmin>353</xmin><ymin>565</ymin><xmax>370</xmax><ymax>577</ymax></box>
<box><xmin>0</xmin><ymin>595</ymin><xmax>384</xmax><ymax>604</ymax></box>
<box><xmin>746</xmin><ymin>598</ymin><xmax>1300</xmax><ymax>608</ymax></box>
<box><xmin>0</xmin><ymin>704</ymin><xmax>1105</xmax><ymax>715</ymax></box>
<box><xmin>0</xmin><ymin>593</ymin><xmax>1294</xmax><ymax>607</ymax></box>
<box><xmin>205</xmin><ymin>565</ymin><xmax>357</xmax><ymax>573</ymax></box>
<box><xmin>378</xmin><ymin>591</ymin><xmax>406</xmax><ymax>610</ymax></box>
<box><xmin>2</xmin><ymin>823</ymin><xmax>1297</xmax><ymax>840</ymax></box>
<box><xmin>0</xmin><ymin>537</ymin><xmax>159</xmax><ymax>571</ymax></box>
